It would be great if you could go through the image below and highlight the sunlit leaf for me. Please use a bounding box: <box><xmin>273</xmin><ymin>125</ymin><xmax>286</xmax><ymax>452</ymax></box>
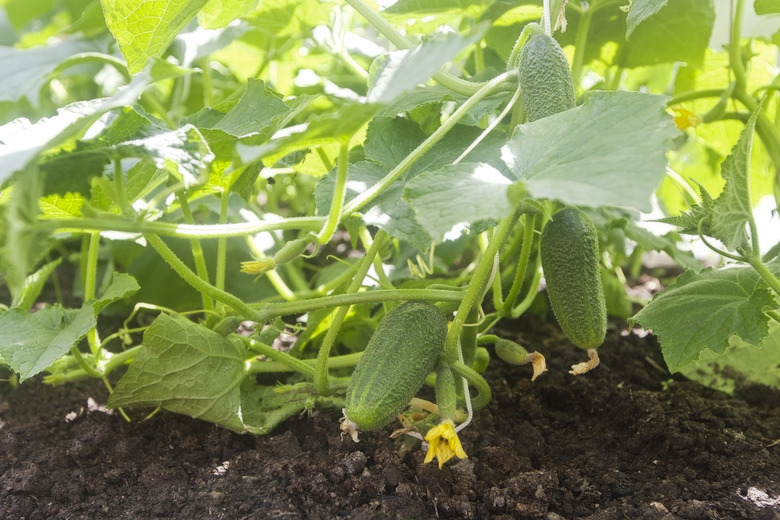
<box><xmin>101</xmin><ymin>0</ymin><xmax>210</xmax><ymax>74</ymax></box>
<box><xmin>502</xmin><ymin>91</ymin><xmax>678</xmax><ymax>212</ymax></box>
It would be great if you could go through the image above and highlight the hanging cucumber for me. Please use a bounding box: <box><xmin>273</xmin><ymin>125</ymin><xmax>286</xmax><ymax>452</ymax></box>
<box><xmin>540</xmin><ymin>207</ymin><xmax>606</xmax><ymax>374</ymax></box>
<box><xmin>341</xmin><ymin>301</ymin><xmax>447</xmax><ymax>441</ymax></box>
<box><xmin>518</xmin><ymin>27</ymin><xmax>575</xmax><ymax>122</ymax></box>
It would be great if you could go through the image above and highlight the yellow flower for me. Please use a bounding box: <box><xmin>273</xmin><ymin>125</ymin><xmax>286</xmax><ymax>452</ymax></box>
<box><xmin>423</xmin><ymin>419</ymin><xmax>468</xmax><ymax>469</ymax></box>
<box><xmin>240</xmin><ymin>259</ymin><xmax>275</xmax><ymax>275</ymax></box>
<box><xmin>672</xmin><ymin>107</ymin><xmax>701</xmax><ymax>130</ymax></box>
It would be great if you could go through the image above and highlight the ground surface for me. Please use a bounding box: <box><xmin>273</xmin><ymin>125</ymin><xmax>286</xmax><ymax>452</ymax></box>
<box><xmin>2</xmin><ymin>317</ymin><xmax>780</xmax><ymax>520</ymax></box>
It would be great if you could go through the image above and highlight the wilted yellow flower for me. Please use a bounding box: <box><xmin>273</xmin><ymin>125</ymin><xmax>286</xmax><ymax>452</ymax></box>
<box><xmin>423</xmin><ymin>419</ymin><xmax>467</xmax><ymax>469</ymax></box>
<box><xmin>528</xmin><ymin>352</ymin><xmax>547</xmax><ymax>381</ymax></box>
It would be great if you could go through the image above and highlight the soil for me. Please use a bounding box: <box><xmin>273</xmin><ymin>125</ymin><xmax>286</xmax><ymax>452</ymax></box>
<box><xmin>2</xmin><ymin>317</ymin><xmax>780</xmax><ymax>519</ymax></box>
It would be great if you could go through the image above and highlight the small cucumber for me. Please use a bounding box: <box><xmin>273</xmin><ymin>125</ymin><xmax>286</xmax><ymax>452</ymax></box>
<box><xmin>540</xmin><ymin>208</ymin><xmax>606</xmax><ymax>351</ymax></box>
<box><xmin>518</xmin><ymin>31</ymin><xmax>575</xmax><ymax>122</ymax></box>
<box><xmin>342</xmin><ymin>301</ymin><xmax>447</xmax><ymax>440</ymax></box>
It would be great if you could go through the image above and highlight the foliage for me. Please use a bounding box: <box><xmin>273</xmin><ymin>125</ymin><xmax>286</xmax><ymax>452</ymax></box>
<box><xmin>0</xmin><ymin>0</ymin><xmax>778</xmax><ymax>460</ymax></box>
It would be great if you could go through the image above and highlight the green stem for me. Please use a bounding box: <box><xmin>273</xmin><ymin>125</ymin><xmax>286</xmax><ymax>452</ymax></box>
<box><xmin>112</xmin><ymin>158</ymin><xmax>133</xmax><ymax>215</ymax></box>
<box><xmin>144</xmin><ymin>233</ymin><xmax>261</xmax><ymax>321</ymax></box>
<box><xmin>317</xmin><ymin>141</ymin><xmax>349</xmax><ymax>244</ymax></box>
<box><xmin>446</xmin><ymin>212</ymin><xmax>519</xmax><ymax>363</ymax></box>
<box><xmin>767</xmin><ymin>309</ymin><xmax>780</xmax><ymax>324</ymax></box>
<box><xmin>508</xmin><ymin>264</ymin><xmax>542</xmax><ymax>319</ymax></box>
<box><xmin>251</xmin><ymin>288</ymin><xmax>465</xmax><ymax>321</ymax></box>
<box><xmin>667</xmin><ymin>88</ymin><xmax>728</xmax><ymax>105</ymax></box>
<box><xmin>451</xmin><ymin>360</ymin><xmax>492</xmax><ymax>410</ymax></box>
<box><xmin>570</xmin><ymin>0</ymin><xmax>594</xmax><ymax>89</ymax></box>
<box><xmin>50</xmin><ymin>53</ymin><xmax>131</xmax><ymax>82</ymax></box>
<box><xmin>176</xmin><ymin>193</ymin><xmax>214</xmax><ymax>311</ymax></box>
<box><xmin>314</xmin><ymin>230</ymin><xmax>389</xmax><ymax>395</ymax></box>
<box><xmin>746</xmin><ymin>256</ymin><xmax>780</xmax><ymax>299</ymax></box>
<box><xmin>39</xmin><ymin>216</ymin><xmax>325</xmax><ymax>238</ymax></box>
<box><xmin>68</xmin><ymin>346</ymin><xmax>101</xmax><ymax>378</ymax></box>
<box><xmin>216</xmin><ymin>190</ymin><xmax>230</xmax><ymax>292</ymax></box>
<box><xmin>240</xmin><ymin>337</ymin><xmax>316</xmax><ymax>377</ymax></box>
<box><xmin>247</xmin><ymin>351</ymin><xmax>363</xmax><ymax>374</ymax></box>
<box><xmin>83</xmin><ymin>231</ymin><xmax>102</xmax><ymax>356</ymax></box>
<box><xmin>501</xmin><ymin>213</ymin><xmax>538</xmax><ymax>315</ymax></box>
<box><xmin>343</xmin><ymin>0</ymin><xmax>487</xmax><ymax>96</ymax></box>
<box><xmin>201</xmin><ymin>58</ymin><xmax>215</xmax><ymax>107</ymax></box>
<box><xmin>341</xmin><ymin>71</ymin><xmax>517</xmax><ymax>217</ymax></box>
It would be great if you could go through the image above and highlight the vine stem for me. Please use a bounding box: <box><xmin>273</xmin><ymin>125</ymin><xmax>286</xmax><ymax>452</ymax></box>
<box><xmin>341</xmin><ymin>71</ymin><xmax>517</xmax><ymax>218</ymax></box>
<box><xmin>252</xmin><ymin>288</ymin><xmax>465</xmax><ymax>326</ymax></box>
<box><xmin>445</xmin><ymin>212</ymin><xmax>520</xmax><ymax>363</ymax></box>
<box><xmin>176</xmin><ymin>193</ymin><xmax>214</xmax><ymax>312</ymax></box>
<box><xmin>39</xmin><ymin>216</ymin><xmax>325</xmax><ymax>238</ymax></box>
<box><xmin>501</xmin><ymin>213</ymin><xmax>539</xmax><ymax>315</ymax></box>
<box><xmin>143</xmin><ymin>233</ymin><xmax>262</xmax><ymax>321</ymax></box>
<box><xmin>317</xmin><ymin>141</ymin><xmax>349</xmax><ymax>244</ymax></box>
<box><xmin>746</xmin><ymin>256</ymin><xmax>780</xmax><ymax>299</ymax></box>
<box><xmin>314</xmin><ymin>230</ymin><xmax>390</xmax><ymax>396</ymax></box>
<box><xmin>240</xmin><ymin>337</ymin><xmax>316</xmax><ymax>378</ymax></box>
<box><xmin>247</xmin><ymin>352</ymin><xmax>363</xmax><ymax>374</ymax></box>
<box><xmin>343</xmin><ymin>0</ymin><xmax>487</xmax><ymax>96</ymax></box>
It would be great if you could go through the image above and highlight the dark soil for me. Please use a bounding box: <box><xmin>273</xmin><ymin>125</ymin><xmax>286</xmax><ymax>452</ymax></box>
<box><xmin>2</xmin><ymin>318</ymin><xmax>780</xmax><ymax>519</ymax></box>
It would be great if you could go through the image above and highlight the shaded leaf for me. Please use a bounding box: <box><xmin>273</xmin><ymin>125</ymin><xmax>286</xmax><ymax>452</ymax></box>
<box><xmin>0</xmin><ymin>273</ymin><xmax>139</xmax><ymax>380</ymax></box>
<box><xmin>631</xmin><ymin>265</ymin><xmax>778</xmax><ymax>372</ymax></box>
<box><xmin>404</xmin><ymin>162</ymin><xmax>512</xmax><ymax>242</ymax></box>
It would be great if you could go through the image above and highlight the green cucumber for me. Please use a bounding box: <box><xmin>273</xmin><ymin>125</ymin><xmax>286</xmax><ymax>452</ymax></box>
<box><xmin>518</xmin><ymin>30</ymin><xmax>575</xmax><ymax>122</ymax></box>
<box><xmin>539</xmin><ymin>207</ymin><xmax>606</xmax><ymax>351</ymax></box>
<box><xmin>342</xmin><ymin>301</ymin><xmax>447</xmax><ymax>440</ymax></box>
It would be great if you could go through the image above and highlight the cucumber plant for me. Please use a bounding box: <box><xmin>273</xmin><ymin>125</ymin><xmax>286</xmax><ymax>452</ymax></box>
<box><xmin>0</xmin><ymin>0</ymin><xmax>778</xmax><ymax>470</ymax></box>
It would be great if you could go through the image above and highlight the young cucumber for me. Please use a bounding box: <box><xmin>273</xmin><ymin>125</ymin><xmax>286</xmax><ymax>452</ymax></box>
<box><xmin>518</xmin><ymin>30</ymin><xmax>575</xmax><ymax>122</ymax></box>
<box><xmin>342</xmin><ymin>301</ymin><xmax>447</xmax><ymax>441</ymax></box>
<box><xmin>540</xmin><ymin>208</ymin><xmax>607</xmax><ymax>352</ymax></box>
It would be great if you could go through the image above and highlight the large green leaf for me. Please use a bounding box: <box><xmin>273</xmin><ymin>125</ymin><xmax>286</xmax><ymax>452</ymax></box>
<box><xmin>631</xmin><ymin>265</ymin><xmax>778</xmax><ymax>372</ymax></box>
<box><xmin>404</xmin><ymin>162</ymin><xmax>512</xmax><ymax>242</ymax></box>
<box><xmin>0</xmin><ymin>39</ymin><xmax>100</xmax><ymax>104</ymax></box>
<box><xmin>367</xmin><ymin>26</ymin><xmax>486</xmax><ymax>104</ymax></box>
<box><xmin>503</xmin><ymin>91</ymin><xmax>678</xmax><ymax>212</ymax></box>
<box><xmin>625</xmin><ymin>0</ymin><xmax>669</xmax><ymax>38</ymax></box>
<box><xmin>680</xmin><ymin>321</ymin><xmax>780</xmax><ymax>394</ymax></box>
<box><xmin>755</xmin><ymin>0</ymin><xmax>780</xmax><ymax>15</ymax></box>
<box><xmin>709</xmin><ymin>111</ymin><xmax>759</xmax><ymax>250</ymax></box>
<box><xmin>187</xmin><ymin>79</ymin><xmax>291</xmax><ymax>139</ymax></box>
<box><xmin>620</xmin><ymin>0</ymin><xmax>715</xmax><ymax>68</ymax></box>
<box><xmin>101</xmin><ymin>0</ymin><xmax>210</xmax><ymax>74</ymax></box>
<box><xmin>108</xmin><ymin>313</ymin><xmax>264</xmax><ymax>433</ymax></box>
<box><xmin>316</xmin><ymin>117</ymin><xmax>508</xmax><ymax>248</ymax></box>
<box><xmin>0</xmin><ymin>74</ymin><xmax>150</xmax><ymax>184</ymax></box>
<box><xmin>0</xmin><ymin>273</ymin><xmax>139</xmax><ymax>381</ymax></box>
<box><xmin>199</xmin><ymin>0</ymin><xmax>256</xmax><ymax>29</ymax></box>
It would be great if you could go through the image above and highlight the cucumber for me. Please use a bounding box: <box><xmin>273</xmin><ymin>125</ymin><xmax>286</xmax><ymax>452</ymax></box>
<box><xmin>342</xmin><ymin>301</ymin><xmax>447</xmax><ymax>441</ymax></box>
<box><xmin>540</xmin><ymin>207</ymin><xmax>606</xmax><ymax>351</ymax></box>
<box><xmin>518</xmin><ymin>31</ymin><xmax>575</xmax><ymax>122</ymax></box>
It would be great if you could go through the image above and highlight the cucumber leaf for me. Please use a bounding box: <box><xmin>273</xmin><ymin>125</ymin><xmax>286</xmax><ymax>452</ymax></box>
<box><xmin>101</xmin><ymin>0</ymin><xmax>210</xmax><ymax>74</ymax></box>
<box><xmin>630</xmin><ymin>263</ymin><xmax>779</xmax><ymax>372</ymax></box>
<box><xmin>0</xmin><ymin>39</ymin><xmax>101</xmax><ymax>105</ymax></box>
<box><xmin>680</xmin><ymin>321</ymin><xmax>780</xmax><ymax>394</ymax></box>
<box><xmin>0</xmin><ymin>273</ymin><xmax>139</xmax><ymax>381</ymax></box>
<box><xmin>367</xmin><ymin>25</ymin><xmax>486</xmax><ymax>104</ymax></box>
<box><xmin>660</xmin><ymin>110</ymin><xmax>759</xmax><ymax>251</ymax></box>
<box><xmin>503</xmin><ymin>91</ymin><xmax>678</xmax><ymax>212</ymax></box>
<box><xmin>108</xmin><ymin>312</ymin><xmax>254</xmax><ymax>431</ymax></box>
<box><xmin>404</xmin><ymin>162</ymin><xmax>513</xmax><ymax>242</ymax></box>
